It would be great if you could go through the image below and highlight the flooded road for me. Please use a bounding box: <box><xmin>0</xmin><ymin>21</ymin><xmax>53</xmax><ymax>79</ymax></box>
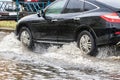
<box><xmin>0</xmin><ymin>32</ymin><xmax>120</xmax><ymax>80</ymax></box>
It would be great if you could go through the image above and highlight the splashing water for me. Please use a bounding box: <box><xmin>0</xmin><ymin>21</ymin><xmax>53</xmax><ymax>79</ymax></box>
<box><xmin>0</xmin><ymin>33</ymin><xmax>23</xmax><ymax>53</ymax></box>
<box><xmin>0</xmin><ymin>33</ymin><xmax>120</xmax><ymax>80</ymax></box>
<box><xmin>97</xmin><ymin>45</ymin><xmax>118</xmax><ymax>58</ymax></box>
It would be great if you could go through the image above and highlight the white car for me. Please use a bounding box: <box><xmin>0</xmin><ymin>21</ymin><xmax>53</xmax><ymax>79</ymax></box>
<box><xmin>0</xmin><ymin>0</ymin><xmax>22</xmax><ymax>20</ymax></box>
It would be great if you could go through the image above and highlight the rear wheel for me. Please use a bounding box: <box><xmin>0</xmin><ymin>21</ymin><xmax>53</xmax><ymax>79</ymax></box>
<box><xmin>18</xmin><ymin>27</ymin><xmax>34</xmax><ymax>49</ymax></box>
<box><xmin>77</xmin><ymin>31</ymin><xmax>97</xmax><ymax>56</ymax></box>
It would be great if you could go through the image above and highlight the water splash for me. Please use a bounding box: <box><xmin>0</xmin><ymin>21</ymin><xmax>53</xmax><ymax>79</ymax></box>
<box><xmin>0</xmin><ymin>33</ymin><xmax>120</xmax><ymax>79</ymax></box>
<box><xmin>0</xmin><ymin>33</ymin><xmax>23</xmax><ymax>53</ymax></box>
<box><xmin>97</xmin><ymin>45</ymin><xmax>117</xmax><ymax>58</ymax></box>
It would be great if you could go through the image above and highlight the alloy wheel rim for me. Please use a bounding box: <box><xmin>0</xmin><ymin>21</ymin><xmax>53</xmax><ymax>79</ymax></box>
<box><xmin>79</xmin><ymin>34</ymin><xmax>92</xmax><ymax>54</ymax></box>
<box><xmin>20</xmin><ymin>30</ymin><xmax>30</xmax><ymax>46</ymax></box>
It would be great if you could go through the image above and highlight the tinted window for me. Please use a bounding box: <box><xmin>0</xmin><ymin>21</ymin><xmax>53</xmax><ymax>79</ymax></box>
<box><xmin>64</xmin><ymin>0</ymin><xmax>83</xmax><ymax>13</ymax></box>
<box><xmin>84</xmin><ymin>2</ymin><xmax>97</xmax><ymax>11</ymax></box>
<box><xmin>45</xmin><ymin>0</ymin><xmax>67</xmax><ymax>14</ymax></box>
<box><xmin>97</xmin><ymin>0</ymin><xmax>120</xmax><ymax>9</ymax></box>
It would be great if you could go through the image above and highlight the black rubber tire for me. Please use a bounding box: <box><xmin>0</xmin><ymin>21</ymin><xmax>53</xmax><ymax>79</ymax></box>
<box><xmin>77</xmin><ymin>31</ymin><xmax>97</xmax><ymax>56</ymax></box>
<box><xmin>18</xmin><ymin>27</ymin><xmax>34</xmax><ymax>49</ymax></box>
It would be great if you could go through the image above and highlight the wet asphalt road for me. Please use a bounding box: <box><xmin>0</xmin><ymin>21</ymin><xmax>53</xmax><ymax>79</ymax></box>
<box><xmin>0</xmin><ymin>32</ymin><xmax>120</xmax><ymax>80</ymax></box>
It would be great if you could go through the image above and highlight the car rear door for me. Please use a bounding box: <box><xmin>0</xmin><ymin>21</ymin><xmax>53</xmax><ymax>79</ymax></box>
<box><xmin>57</xmin><ymin>0</ymin><xmax>84</xmax><ymax>42</ymax></box>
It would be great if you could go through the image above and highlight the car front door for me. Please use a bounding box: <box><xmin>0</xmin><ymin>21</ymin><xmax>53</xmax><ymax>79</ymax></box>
<box><xmin>30</xmin><ymin>0</ymin><xmax>67</xmax><ymax>42</ymax></box>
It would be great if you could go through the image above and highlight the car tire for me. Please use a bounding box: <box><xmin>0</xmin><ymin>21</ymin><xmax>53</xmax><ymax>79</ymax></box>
<box><xmin>18</xmin><ymin>27</ymin><xmax>34</xmax><ymax>49</ymax></box>
<box><xmin>77</xmin><ymin>31</ymin><xmax>97</xmax><ymax>56</ymax></box>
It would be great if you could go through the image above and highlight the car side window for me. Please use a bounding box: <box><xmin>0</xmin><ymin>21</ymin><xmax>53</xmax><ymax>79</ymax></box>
<box><xmin>84</xmin><ymin>2</ymin><xmax>97</xmax><ymax>11</ymax></box>
<box><xmin>63</xmin><ymin>0</ymin><xmax>84</xmax><ymax>13</ymax></box>
<box><xmin>45</xmin><ymin>0</ymin><xmax>67</xmax><ymax>14</ymax></box>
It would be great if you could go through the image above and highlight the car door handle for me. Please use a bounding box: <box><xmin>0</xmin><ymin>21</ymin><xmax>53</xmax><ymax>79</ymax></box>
<box><xmin>73</xmin><ymin>17</ymin><xmax>80</xmax><ymax>21</ymax></box>
<box><xmin>51</xmin><ymin>19</ymin><xmax>58</xmax><ymax>22</ymax></box>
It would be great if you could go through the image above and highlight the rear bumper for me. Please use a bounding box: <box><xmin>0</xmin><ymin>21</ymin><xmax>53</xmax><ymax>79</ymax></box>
<box><xmin>108</xmin><ymin>23</ymin><xmax>120</xmax><ymax>45</ymax></box>
<box><xmin>109</xmin><ymin>34</ymin><xmax>120</xmax><ymax>45</ymax></box>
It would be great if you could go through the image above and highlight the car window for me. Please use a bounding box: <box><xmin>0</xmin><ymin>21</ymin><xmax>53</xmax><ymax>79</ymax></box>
<box><xmin>45</xmin><ymin>0</ymin><xmax>67</xmax><ymax>14</ymax></box>
<box><xmin>97</xmin><ymin>0</ymin><xmax>120</xmax><ymax>9</ymax></box>
<box><xmin>84</xmin><ymin>2</ymin><xmax>97</xmax><ymax>11</ymax></box>
<box><xmin>63</xmin><ymin>0</ymin><xmax>84</xmax><ymax>13</ymax></box>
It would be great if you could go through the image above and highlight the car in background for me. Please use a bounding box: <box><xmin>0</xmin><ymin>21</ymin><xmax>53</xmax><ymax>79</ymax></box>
<box><xmin>0</xmin><ymin>0</ymin><xmax>21</xmax><ymax>20</ymax></box>
<box><xmin>15</xmin><ymin>0</ymin><xmax>120</xmax><ymax>56</ymax></box>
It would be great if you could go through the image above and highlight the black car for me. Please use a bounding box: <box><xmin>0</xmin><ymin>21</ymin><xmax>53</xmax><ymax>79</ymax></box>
<box><xmin>15</xmin><ymin>0</ymin><xmax>120</xmax><ymax>56</ymax></box>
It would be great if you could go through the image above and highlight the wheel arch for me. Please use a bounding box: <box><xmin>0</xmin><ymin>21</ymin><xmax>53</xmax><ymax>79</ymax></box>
<box><xmin>75</xmin><ymin>26</ymin><xmax>97</xmax><ymax>42</ymax></box>
<box><xmin>16</xmin><ymin>23</ymin><xmax>31</xmax><ymax>36</ymax></box>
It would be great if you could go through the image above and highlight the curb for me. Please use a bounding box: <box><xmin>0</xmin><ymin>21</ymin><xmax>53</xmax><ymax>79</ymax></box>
<box><xmin>0</xmin><ymin>28</ymin><xmax>15</xmax><ymax>32</ymax></box>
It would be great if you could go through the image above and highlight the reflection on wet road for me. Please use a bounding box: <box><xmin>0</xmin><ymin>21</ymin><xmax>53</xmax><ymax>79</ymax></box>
<box><xmin>0</xmin><ymin>32</ymin><xmax>120</xmax><ymax>80</ymax></box>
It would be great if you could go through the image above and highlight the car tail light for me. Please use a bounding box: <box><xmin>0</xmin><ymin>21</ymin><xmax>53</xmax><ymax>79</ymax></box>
<box><xmin>100</xmin><ymin>13</ymin><xmax>120</xmax><ymax>23</ymax></box>
<box><xmin>115</xmin><ymin>31</ymin><xmax>120</xmax><ymax>35</ymax></box>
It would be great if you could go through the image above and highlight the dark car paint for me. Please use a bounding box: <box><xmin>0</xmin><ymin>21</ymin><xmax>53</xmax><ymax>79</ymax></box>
<box><xmin>16</xmin><ymin>0</ymin><xmax>120</xmax><ymax>46</ymax></box>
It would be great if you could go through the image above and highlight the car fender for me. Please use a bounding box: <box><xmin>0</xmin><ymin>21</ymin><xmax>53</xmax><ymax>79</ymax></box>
<box><xmin>74</xmin><ymin>25</ymin><xmax>98</xmax><ymax>42</ymax></box>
